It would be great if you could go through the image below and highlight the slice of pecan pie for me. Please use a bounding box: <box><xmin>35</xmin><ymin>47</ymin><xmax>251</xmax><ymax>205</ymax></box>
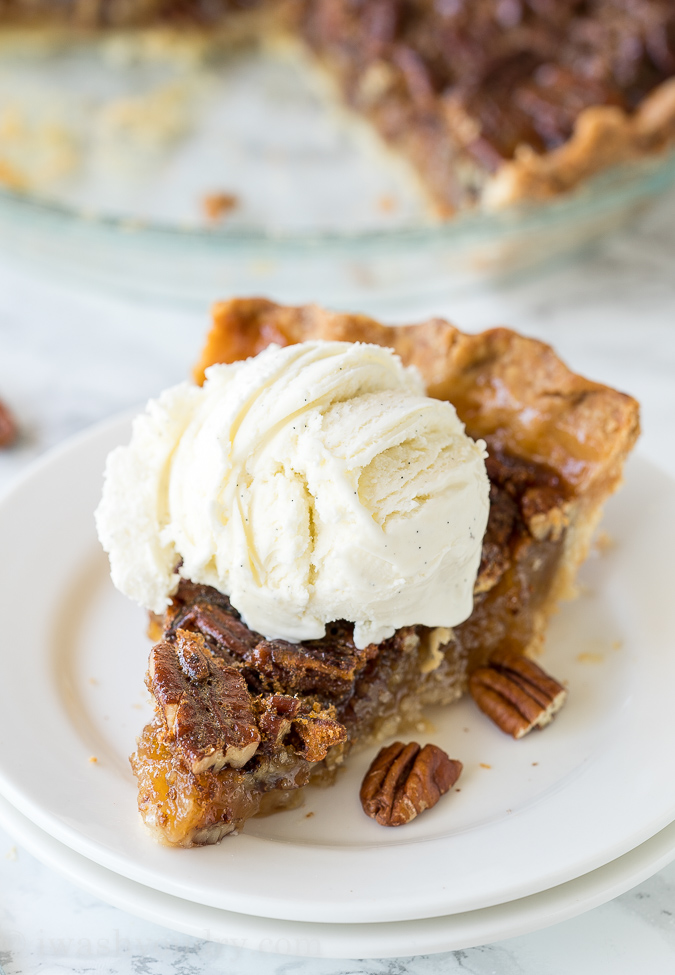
<box><xmin>129</xmin><ymin>298</ymin><xmax>639</xmax><ymax>847</ymax></box>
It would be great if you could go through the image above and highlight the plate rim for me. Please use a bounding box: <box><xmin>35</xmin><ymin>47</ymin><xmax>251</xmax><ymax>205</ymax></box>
<box><xmin>1</xmin><ymin>790</ymin><xmax>675</xmax><ymax>959</ymax></box>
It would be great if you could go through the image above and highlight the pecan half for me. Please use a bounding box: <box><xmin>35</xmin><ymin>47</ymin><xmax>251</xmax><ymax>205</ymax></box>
<box><xmin>148</xmin><ymin>630</ymin><xmax>260</xmax><ymax>773</ymax></box>
<box><xmin>360</xmin><ymin>741</ymin><xmax>462</xmax><ymax>827</ymax></box>
<box><xmin>469</xmin><ymin>648</ymin><xmax>567</xmax><ymax>739</ymax></box>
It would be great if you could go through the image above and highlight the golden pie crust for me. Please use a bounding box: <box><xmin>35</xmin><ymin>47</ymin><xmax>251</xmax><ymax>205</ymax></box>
<box><xmin>485</xmin><ymin>80</ymin><xmax>675</xmax><ymax>208</ymax></box>
<box><xmin>197</xmin><ymin>297</ymin><xmax>639</xmax><ymax>495</ymax></box>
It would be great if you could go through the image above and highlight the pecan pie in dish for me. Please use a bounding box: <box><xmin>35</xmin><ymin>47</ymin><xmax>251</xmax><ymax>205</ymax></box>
<box><xmin>107</xmin><ymin>298</ymin><xmax>639</xmax><ymax>847</ymax></box>
<box><xmin>1</xmin><ymin>1</ymin><xmax>675</xmax><ymax>214</ymax></box>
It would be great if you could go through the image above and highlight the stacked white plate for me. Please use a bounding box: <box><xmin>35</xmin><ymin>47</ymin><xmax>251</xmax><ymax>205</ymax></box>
<box><xmin>0</xmin><ymin>416</ymin><xmax>673</xmax><ymax>959</ymax></box>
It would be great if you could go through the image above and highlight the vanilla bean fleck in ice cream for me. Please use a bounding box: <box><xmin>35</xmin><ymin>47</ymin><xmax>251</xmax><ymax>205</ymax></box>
<box><xmin>96</xmin><ymin>341</ymin><xmax>490</xmax><ymax>648</ymax></box>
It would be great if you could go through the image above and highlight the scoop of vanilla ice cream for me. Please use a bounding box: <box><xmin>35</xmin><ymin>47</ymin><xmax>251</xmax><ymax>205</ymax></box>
<box><xmin>96</xmin><ymin>341</ymin><xmax>489</xmax><ymax>649</ymax></box>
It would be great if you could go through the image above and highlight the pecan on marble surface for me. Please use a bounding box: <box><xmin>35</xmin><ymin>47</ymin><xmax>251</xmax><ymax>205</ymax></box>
<box><xmin>148</xmin><ymin>629</ymin><xmax>260</xmax><ymax>773</ymax></box>
<box><xmin>360</xmin><ymin>741</ymin><xmax>462</xmax><ymax>827</ymax></box>
<box><xmin>0</xmin><ymin>397</ymin><xmax>17</xmax><ymax>448</ymax></box>
<box><xmin>469</xmin><ymin>648</ymin><xmax>567</xmax><ymax>739</ymax></box>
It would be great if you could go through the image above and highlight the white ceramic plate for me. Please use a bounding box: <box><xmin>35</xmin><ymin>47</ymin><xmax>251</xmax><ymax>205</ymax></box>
<box><xmin>0</xmin><ymin>415</ymin><xmax>673</xmax><ymax>925</ymax></box>
<box><xmin>2</xmin><ymin>789</ymin><xmax>675</xmax><ymax>959</ymax></box>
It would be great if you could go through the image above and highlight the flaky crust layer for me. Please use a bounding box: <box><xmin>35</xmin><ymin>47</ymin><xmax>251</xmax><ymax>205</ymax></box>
<box><xmin>195</xmin><ymin>298</ymin><xmax>640</xmax><ymax>498</ymax></box>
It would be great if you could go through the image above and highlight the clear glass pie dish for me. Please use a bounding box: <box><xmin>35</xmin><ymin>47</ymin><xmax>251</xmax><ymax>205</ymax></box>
<box><xmin>0</xmin><ymin>32</ymin><xmax>674</xmax><ymax>308</ymax></box>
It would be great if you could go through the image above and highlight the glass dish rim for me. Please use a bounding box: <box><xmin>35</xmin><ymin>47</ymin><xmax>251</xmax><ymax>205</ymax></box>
<box><xmin>2</xmin><ymin>148</ymin><xmax>675</xmax><ymax>254</ymax></box>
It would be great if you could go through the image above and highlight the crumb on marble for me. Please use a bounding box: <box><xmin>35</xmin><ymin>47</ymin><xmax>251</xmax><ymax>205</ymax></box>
<box><xmin>89</xmin><ymin>756</ymin><xmax>98</xmax><ymax>763</ymax></box>
<box><xmin>5</xmin><ymin>845</ymin><xmax>17</xmax><ymax>861</ymax></box>
<box><xmin>479</xmin><ymin>763</ymin><xmax>492</xmax><ymax>769</ymax></box>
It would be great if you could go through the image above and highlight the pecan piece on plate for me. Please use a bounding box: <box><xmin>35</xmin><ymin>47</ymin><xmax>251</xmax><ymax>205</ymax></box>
<box><xmin>148</xmin><ymin>629</ymin><xmax>260</xmax><ymax>773</ymax></box>
<box><xmin>469</xmin><ymin>648</ymin><xmax>567</xmax><ymax>739</ymax></box>
<box><xmin>360</xmin><ymin>741</ymin><xmax>462</xmax><ymax>827</ymax></box>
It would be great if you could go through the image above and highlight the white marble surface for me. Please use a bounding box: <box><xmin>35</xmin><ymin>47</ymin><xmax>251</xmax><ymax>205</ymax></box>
<box><xmin>1</xmin><ymin>190</ymin><xmax>675</xmax><ymax>974</ymax></box>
